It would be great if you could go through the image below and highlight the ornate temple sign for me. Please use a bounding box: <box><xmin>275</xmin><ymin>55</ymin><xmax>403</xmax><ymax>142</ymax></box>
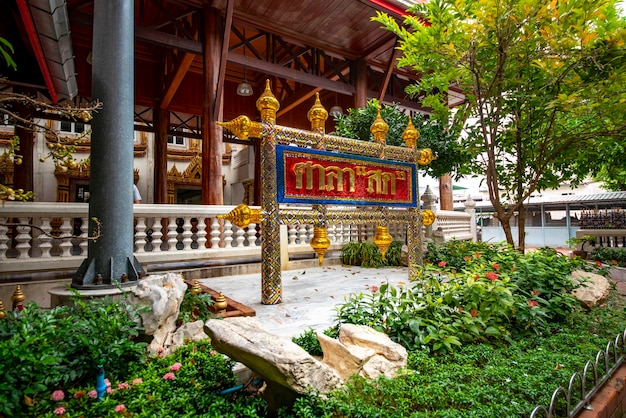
<box><xmin>276</xmin><ymin>145</ymin><xmax>417</xmax><ymax>207</ymax></box>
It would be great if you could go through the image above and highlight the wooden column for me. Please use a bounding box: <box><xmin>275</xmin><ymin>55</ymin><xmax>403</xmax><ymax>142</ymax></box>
<box><xmin>153</xmin><ymin>108</ymin><xmax>169</xmax><ymax>204</ymax></box>
<box><xmin>201</xmin><ymin>6</ymin><xmax>224</xmax><ymax>205</ymax></box>
<box><xmin>12</xmin><ymin>86</ymin><xmax>35</xmax><ymax>193</ymax></box>
<box><xmin>439</xmin><ymin>173</ymin><xmax>454</xmax><ymax>211</ymax></box>
<box><xmin>353</xmin><ymin>58</ymin><xmax>368</xmax><ymax>108</ymax></box>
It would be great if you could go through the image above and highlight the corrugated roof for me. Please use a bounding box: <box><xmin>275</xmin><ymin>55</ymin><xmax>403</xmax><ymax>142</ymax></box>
<box><xmin>457</xmin><ymin>191</ymin><xmax>626</xmax><ymax>211</ymax></box>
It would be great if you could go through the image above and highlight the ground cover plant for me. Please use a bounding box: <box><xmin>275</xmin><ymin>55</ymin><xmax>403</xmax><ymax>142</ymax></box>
<box><xmin>3</xmin><ymin>241</ymin><xmax>625</xmax><ymax>417</ymax></box>
<box><xmin>592</xmin><ymin>246</ymin><xmax>626</xmax><ymax>267</ymax></box>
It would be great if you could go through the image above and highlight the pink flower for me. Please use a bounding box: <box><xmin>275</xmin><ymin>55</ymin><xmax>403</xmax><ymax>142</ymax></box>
<box><xmin>169</xmin><ymin>362</ymin><xmax>182</xmax><ymax>372</ymax></box>
<box><xmin>51</xmin><ymin>390</ymin><xmax>65</xmax><ymax>402</ymax></box>
<box><xmin>595</xmin><ymin>260</ymin><xmax>603</xmax><ymax>267</ymax></box>
<box><xmin>210</xmin><ymin>350</ymin><xmax>217</xmax><ymax>356</ymax></box>
<box><xmin>87</xmin><ymin>390</ymin><xmax>97</xmax><ymax>399</ymax></box>
<box><xmin>117</xmin><ymin>382</ymin><xmax>129</xmax><ymax>390</ymax></box>
<box><xmin>132</xmin><ymin>378</ymin><xmax>143</xmax><ymax>385</ymax></box>
<box><xmin>163</xmin><ymin>372</ymin><xmax>176</xmax><ymax>380</ymax></box>
<box><xmin>527</xmin><ymin>300</ymin><xmax>538</xmax><ymax>308</ymax></box>
<box><xmin>485</xmin><ymin>272</ymin><xmax>498</xmax><ymax>281</ymax></box>
<box><xmin>54</xmin><ymin>406</ymin><xmax>66</xmax><ymax>415</ymax></box>
<box><xmin>493</xmin><ymin>264</ymin><xmax>500</xmax><ymax>270</ymax></box>
<box><xmin>114</xmin><ymin>404</ymin><xmax>126</xmax><ymax>413</ymax></box>
<box><xmin>106</xmin><ymin>386</ymin><xmax>114</xmax><ymax>394</ymax></box>
<box><xmin>104</xmin><ymin>378</ymin><xmax>111</xmax><ymax>388</ymax></box>
<box><xmin>438</xmin><ymin>261</ymin><xmax>447</xmax><ymax>268</ymax></box>
<box><xmin>370</xmin><ymin>285</ymin><xmax>379</xmax><ymax>293</ymax></box>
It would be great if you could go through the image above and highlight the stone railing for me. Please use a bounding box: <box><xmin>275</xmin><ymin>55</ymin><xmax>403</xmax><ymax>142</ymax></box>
<box><xmin>575</xmin><ymin>229</ymin><xmax>626</xmax><ymax>251</ymax></box>
<box><xmin>0</xmin><ymin>201</ymin><xmax>476</xmax><ymax>276</ymax></box>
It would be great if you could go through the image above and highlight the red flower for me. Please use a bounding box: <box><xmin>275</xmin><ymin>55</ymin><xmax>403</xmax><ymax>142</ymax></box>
<box><xmin>485</xmin><ymin>272</ymin><xmax>498</xmax><ymax>281</ymax></box>
<box><xmin>370</xmin><ymin>285</ymin><xmax>379</xmax><ymax>293</ymax></box>
<box><xmin>527</xmin><ymin>300</ymin><xmax>538</xmax><ymax>308</ymax></box>
<box><xmin>464</xmin><ymin>256</ymin><xmax>472</xmax><ymax>262</ymax></box>
<box><xmin>611</xmin><ymin>260</ymin><xmax>618</xmax><ymax>266</ymax></box>
<box><xmin>532</xmin><ymin>289</ymin><xmax>540</xmax><ymax>296</ymax></box>
<box><xmin>595</xmin><ymin>260</ymin><xmax>603</xmax><ymax>267</ymax></box>
<box><xmin>470</xmin><ymin>309</ymin><xmax>479</xmax><ymax>317</ymax></box>
<box><xmin>493</xmin><ymin>264</ymin><xmax>500</xmax><ymax>270</ymax></box>
<box><xmin>438</xmin><ymin>261</ymin><xmax>447</xmax><ymax>268</ymax></box>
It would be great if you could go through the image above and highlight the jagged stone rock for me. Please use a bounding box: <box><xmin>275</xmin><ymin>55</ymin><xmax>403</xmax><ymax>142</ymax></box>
<box><xmin>571</xmin><ymin>269</ymin><xmax>611</xmax><ymax>309</ymax></box>
<box><xmin>317</xmin><ymin>331</ymin><xmax>375</xmax><ymax>381</ymax></box>
<box><xmin>130</xmin><ymin>272</ymin><xmax>187</xmax><ymax>355</ymax></box>
<box><xmin>338</xmin><ymin>324</ymin><xmax>407</xmax><ymax>378</ymax></box>
<box><xmin>167</xmin><ymin>320</ymin><xmax>208</xmax><ymax>356</ymax></box>
<box><xmin>204</xmin><ymin>316</ymin><xmax>343</xmax><ymax>411</ymax></box>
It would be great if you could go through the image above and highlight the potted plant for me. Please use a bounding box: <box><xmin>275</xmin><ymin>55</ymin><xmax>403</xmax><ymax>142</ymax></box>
<box><xmin>566</xmin><ymin>235</ymin><xmax>596</xmax><ymax>259</ymax></box>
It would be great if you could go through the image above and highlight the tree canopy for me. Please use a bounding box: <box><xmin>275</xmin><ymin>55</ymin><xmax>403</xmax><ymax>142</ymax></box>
<box><xmin>374</xmin><ymin>0</ymin><xmax>626</xmax><ymax>248</ymax></box>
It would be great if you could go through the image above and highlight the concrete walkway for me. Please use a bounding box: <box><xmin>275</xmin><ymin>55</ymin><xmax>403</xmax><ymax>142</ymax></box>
<box><xmin>199</xmin><ymin>265</ymin><xmax>411</xmax><ymax>340</ymax></box>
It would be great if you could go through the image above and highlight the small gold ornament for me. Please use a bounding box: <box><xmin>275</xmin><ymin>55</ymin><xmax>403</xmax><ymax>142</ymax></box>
<box><xmin>217</xmin><ymin>115</ymin><xmax>261</xmax><ymax>141</ymax></box>
<box><xmin>0</xmin><ymin>299</ymin><xmax>6</xmax><ymax>319</ymax></box>
<box><xmin>218</xmin><ymin>204</ymin><xmax>262</xmax><ymax>229</ymax></box>
<box><xmin>11</xmin><ymin>285</ymin><xmax>25</xmax><ymax>311</ymax></box>
<box><xmin>402</xmin><ymin>118</ymin><xmax>420</xmax><ymax>148</ymax></box>
<box><xmin>190</xmin><ymin>280</ymin><xmax>203</xmax><ymax>295</ymax></box>
<box><xmin>370</xmin><ymin>107</ymin><xmax>389</xmax><ymax>144</ymax></box>
<box><xmin>417</xmin><ymin>148</ymin><xmax>434</xmax><ymax>165</ymax></box>
<box><xmin>307</xmin><ymin>92</ymin><xmax>328</xmax><ymax>133</ymax></box>
<box><xmin>310</xmin><ymin>226</ymin><xmax>331</xmax><ymax>266</ymax></box>
<box><xmin>214</xmin><ymin>292</ymin><xmax>228</xmax><ymax>314</ymax></box>
<box><xmin>421</xmin><ymin>209</ymin><xmax>436</xmax><ymax>226</ymax></box>
<box><xmin>373</xmin><ymin>225</ymin><xmax>393</xmax><ymax>260</ymax></box>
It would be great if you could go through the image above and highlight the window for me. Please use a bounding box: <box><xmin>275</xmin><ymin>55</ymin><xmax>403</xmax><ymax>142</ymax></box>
<box><xmin>167</xmin><ymin>128</ymin><xmax>186</xmax><ymax>146</ymax></box>
<box><xmin>60</xmin><ymin>121</ymin><xmax>87</xmax><ymax>134</ymax></box>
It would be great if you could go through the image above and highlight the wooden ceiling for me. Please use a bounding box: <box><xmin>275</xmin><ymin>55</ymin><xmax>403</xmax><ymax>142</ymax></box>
<box><xmin>4</xmin><ymin>0</ymin><xmax>439</xmax><ymax>130</ymax></box>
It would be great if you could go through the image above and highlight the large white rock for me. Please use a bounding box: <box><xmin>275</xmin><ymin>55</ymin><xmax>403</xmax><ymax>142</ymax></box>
<box><xmin>571</xmin><ymin>269</ymin><xmax>612</xmax><ymax>309</ymax></box>
<box><xmin>317</xmin><ymin>331</ymin><xmax>375</xmax><ymax>381</ymax></box>
<box><xmin>130</xmin><ymin>272</ymin><xmax>187</xmax><ymax>355</ymax></box>
<box><xmin>167</xmin><ymin>320</ymin><xmax>208</xmax><ymax>356</ymax></box>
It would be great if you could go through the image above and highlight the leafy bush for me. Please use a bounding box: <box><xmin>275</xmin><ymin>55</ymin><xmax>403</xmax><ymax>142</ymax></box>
<box><xmin>592</xmin><ymin>246</ymin><xmax>626</xmax><ymax>267</ymax></box>
<box><xmin>0</xmin><ymin>294</ymin><xmax>147</xmax><ymax>417</ymax></box>
<box><xmin>341</xmin><ymin>240</ymin><xmax>403</xmax><ymax>267</ymax></box>
<box><xmin>292</xmin><ymin>326</ymin><xmax>340</xmax><ymax>356</ymax></box>
<box><xmin>178</xmin><ymin>291</ymin><xmax>215</xmax><ymax>325</ymax></box>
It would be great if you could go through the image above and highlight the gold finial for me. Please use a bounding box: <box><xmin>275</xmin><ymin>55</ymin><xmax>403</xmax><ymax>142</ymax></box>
<box><xmin>370</xmin><ymin>107</ymin><xmax>388</xmax><ymax>144</ymax></box>
<box><xmin>373</xmin><ymin>225</ymin><xmax>393</xmax><ymax>260</ymax></box>
<box><xmin>421</xmin><ymin>209</ymin><xmax>436</xmax><ymax>226</ymax></box>
<box><xmin>0</xmin><ymin>299</ymin><xmax>5</xmax><ymax>319</ymax></box>
<box><xmin>402</xmin><ymin>118</ymin><xmax>420</xmax><ymax>148</ymax></box>
<box><xmin>417</xmin><ymin>148</ymin><xmax>434</xmax><ymax>165</ymax></box>
<box><xmin>256</xmin><ymin>79</ymin><xmax>280</xmax><ymax>123</ymax></box>
<box><xmin>307</xmin><ymin>92</ymin><xmax>328</xmax><ymax>133</ymax></box>
<box><xmin>190</xmin><ymin>280</ymin><xmax>203</xmax><ymax>295</ymax></box>
<box><xmin>11</xmin><ymin>285</ymin><xmax>25</xmax><ymax>311</ymax></box>
<box><xmin>214</xmin><ymin>292</ymin><xmax>228</xmax><ymax>314</ymax></box>
<box><xmin>217</xmin><ymin>204</ymin><xmax>262</xmax><ymax>229</ymax></box>
<box><xmin>217</xmin><ymin>115</ymin><xmax>261</xmax><ymax>141</ymax></box>
<box><xmin>310</xmin><ymin>225</ymin><xmax>331</xmax><ymax>266</ymax></box>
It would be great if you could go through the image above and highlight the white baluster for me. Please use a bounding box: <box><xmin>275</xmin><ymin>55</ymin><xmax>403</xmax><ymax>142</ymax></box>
<box><xmin>247</xmin><ymin>223</ymin><xmax>258</xmax><ymax>247</ymax></box>
<box><xmin>196</xmin><ymin>217</ymin><xmax>207</xmax><ymax>250</ymax></box>
<box><xmin>223</xmin><ymin>220</ymin><xmax>233</xmax><ymax>248</ymax></box>
<box><xmin>327</xmin><ymin>223</ymin><xmax>336</xmax><ymax>243</ymax></box>
<box><xmin>210</xmin><ymin>218</ymin><xmax>221</xmax><ymax>249</ymax></box>
<box><xmin>151</xmin><ymin>218</ymin><xmax>163</xmax><ymax>252</ymax></box>
<box><xmin>0</xmin><ymin>217</ymin><xmax>9</xmax><ymax>260</ymax></box>
<box><xmin>234</xmin><ymin>224</ymin><xmax>245</xmax><ymax>248</ymax></box>
<box><xmin>336</xmin><ymin>223</ymin><xmax>344</xmax><ymax>243</ymax></box>
<box><xmin>135</xmin><ymin>217</ymin><xmax>147</xmax><ymax>253</ymax></box>
<box><xmin>38</xmin><ymin>218</ymin><xmax>53</xmax><ymax>258</ymax></box>
<box><xmin>288</xmin><ymin>225</ymin><xmax>297</xmax><ymax>245</ymax></box>
<box><xmin>306</xmin><ymin>224</ymin><xmax>314</xmax><ymax>243</ymax></box>
<box><xmin>167</xmin><ymin>217</ymin><xmax>178</xmax><ymax>251</ymax></box>
<box><xmin>79</xmin><ymin>217</ymin><xmax>89</xmax><ymax>256</ymax></box>
<box><xmin>59</xmin><ymin>218</ymin><xmax>73</xmax><ymax>257</ymax></box>
<box><xmin>351</xmin><ymin>223</ymin><xmax>359</xmax><ymax>242</ymax></box>
<box><xmin>182</xmin><ymin>216</ymin><xmax>193</xmax><ymax>251</ymax></box>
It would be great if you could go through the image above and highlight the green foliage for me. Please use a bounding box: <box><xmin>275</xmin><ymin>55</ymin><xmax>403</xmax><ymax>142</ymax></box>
<box><xmin>372</xmin><ymin>0</ymin><xmax>626</xmax><ymax>247</ymax></box>
<box><xmin>0</xmin><ymin>294</ymin><xmax>147</xmax><ymax>417</ymax></box>
<box><xmin>177</xmin><ymin>291</ymin><xmax>215</xmax><ymax>325</ymax></box>
<box><xmin>341</xmin><ymin>240</ymin><xmax>404</xmax><ymax>267</ymax></box>
<box><xmin>592</xmin><ymin>247</ymin><xmax>626</xmax><ymax>267</ymax></box>
<box><xmin>0</xmin><ymin>36</ymin><xmax>16</xmax><ymax>70</ymax></box>
<box><xmin>292</xmin><ymin>326</ymin><xmax>340</xmax><ymax>357</ymax></box>
<box><xmin>334</xmin><ymin>99</ymin><xmax>472</xmax><ymax>179</ymax></box>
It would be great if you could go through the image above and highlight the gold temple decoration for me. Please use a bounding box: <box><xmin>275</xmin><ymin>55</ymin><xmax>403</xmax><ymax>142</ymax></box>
<box><xmin>307</xmin><ymin>92</ymin><xmax>328</xmax><ymax>133</ymax></box>
<box><xmin>0</xmin><ymin>299</ymin><xmax>5</xmax><ymax>319</ymax></box>
<box><xmin>402</xmin><ymin>118</ymin><xmax>419</xmax><ymax>148</ymax></box>
<box><xmin>417</xmin><ymin>148</ymin><xmax>434</xmax><ymax>166</ymax></box>
<box><xmin>421</xmin><ymin>209</ymin><xmax>436</xmax><ymax>226</ymax></box>
<box><xmin>216</xmin><ymin>115</ymin><xmax>261</xmax><ymax>141</ymax></box>
<box><xmin>11</xmin><ymin>285</ymin><xmax>25</xmax><ymax>311</ymax></box>
<box><xmin>310</xmin><ymin>225</ymin><xmax>331</xmax><ymax>266</ymax></box>
<box><xmin>256</xmin><ymin>79</ymin><xmax>280</xmax><ymax>124</ymax></box>
<box><xmin>218</xmin><ymin>204</ymin><xmax>262</xmax><ymax>229</ymax></box>
<box><xmin>214</xmin><ymin>292</ymin><xmax>228</xmax><ymax>314</ymax></box>
<box><xmin>190</xmin><ymin>280</ymin><xmax>203</xmax><ymax>295</ymax></box>
<box><xmin>370</xmin><ymin>108</ymin><xmax>389</xmax><ymax>144</ymax></box>
<box><xmin>373</xmin><ymin>225</ymin><xmax>393</xmax><ymax>260</ymax></box>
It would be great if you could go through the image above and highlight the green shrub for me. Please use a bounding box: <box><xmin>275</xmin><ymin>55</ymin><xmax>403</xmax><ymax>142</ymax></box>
<box><xmin>292</xmin><ymin>326</ymin><xmax>340</xmax><ymax>356</ymax></box>
<box><xmin>0</xmin><ymin>294</ymin><xmax>147</xmax><ymax>417</ymax></box>
<box><xmin>341</xmin><ymin>240</ymin><xmax>403</xmax><ymax>268</ymax></box>
<box><xmin>178</xmin><ymin>291</ymin><xmax>215</xmax><ymax>325</ymax></box>
<box><xmin>592</xmin><ymin>246</ymin><xmax>626</xmax><ymax>267</ymax></box>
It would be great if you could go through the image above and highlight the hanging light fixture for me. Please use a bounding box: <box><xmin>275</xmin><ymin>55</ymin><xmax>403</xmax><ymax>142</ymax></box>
<box><xmin>237</xmin><ymin>29</ymin><xmax>253</xmax><ymax>96</ymax></box>
<box><xmin>329</xmin><ymin>93</ymin><xmax>343</xmax><ymax>118</ymax></box>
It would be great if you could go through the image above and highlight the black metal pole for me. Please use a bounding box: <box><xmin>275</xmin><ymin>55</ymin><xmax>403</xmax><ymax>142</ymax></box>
<box><xmin>73</xmin><ymin>0</ymin><xmax>144</xmax><ymax>288</ymax></box>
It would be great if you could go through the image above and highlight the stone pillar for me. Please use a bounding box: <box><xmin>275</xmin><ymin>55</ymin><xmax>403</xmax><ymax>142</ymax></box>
<box><xmin>464</xmin><ymin>194</ymin><xmax>477</xmax><ymax>241</ymax></box>
<box><xmin>72</xmin><ymin>0</ymin><xmax>144</xmax><ymax>288</ymax></box>
<box><xmin>421</xmin><ymin>185</ymin><xmax>438</xmax><ymax>239</ymax></box>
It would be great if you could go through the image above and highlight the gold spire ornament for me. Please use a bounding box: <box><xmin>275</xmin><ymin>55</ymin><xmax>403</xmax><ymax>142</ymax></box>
<box><xmin>190</xmin><ymin>280</ymin><xmax>203</xmax><ymax>295</ymax></box>
<box><xmin>310</xmin><ymin>225</ymin><xmax>331</xmax><ymax>266</ymax></box>
<box><xmin>307</xmin><ymin>92</ymin><xmax>328</xmax><ymax>133</ymax></box>
<box><xmin>11</xmin><ymin>285</ymin><xmax>25</xmax><ymax>311</ymax></box>
<box><xmin>370</xmin><ymin>107</ymin><xmax>389</xmax><ymax>144</ymax></box>
<box><xmin>256</xmin><ymin>79</ymin><xmax>280</xmax><ymax>123</ymax></box>
<box><xmin>217</xmin><ymin>115</ymin><xmax>261</xmax><ymax>141</ymax></box>
<box><xmin>402</xmin><ymin>118</ymin><xmax>420</xmax><ymax>148</ymax></box>
<box><xmin>0</xmin><ymin>299</ymin><xmax>6</xmax><ymax>319</ymax></box>
<box><xmin>218</xmin><ymin>204</ymin><xmax>262</xmax><ymax>229</ymax></box>
<box><xmin>373</xmin><ymin>225</ymin><xmax>393</xmax><ymax>260</ymax></box>
<box><xmin>214</xmin><ymin>292</ymin><xmax>228</xmax><ymax>314</ymax></box>
<box><xmin>421</xmin><ymin>209</ymin><xmax>436</xmax><ymax>226</ymax></box>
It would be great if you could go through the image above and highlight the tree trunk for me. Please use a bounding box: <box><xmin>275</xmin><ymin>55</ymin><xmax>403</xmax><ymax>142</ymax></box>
<box><xmin>439</xmin><ymin>174</ymin><xmax>454</xmax><ymax>211</ymax></box>
<box><xmin>517</xmin><ymin>202</ymin><xmax>526</xmax><ymax>253</ymax></box>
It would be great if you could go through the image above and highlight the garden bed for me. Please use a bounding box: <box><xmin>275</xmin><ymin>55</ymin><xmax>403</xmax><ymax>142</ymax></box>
<box><xmin>183</xmin><ymin>279</ymin><xmax>255</xmax><ymax>318</ymax></box>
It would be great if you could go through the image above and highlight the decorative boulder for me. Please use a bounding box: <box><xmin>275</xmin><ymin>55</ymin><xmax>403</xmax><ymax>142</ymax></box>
<box><xmin>571</xmin><ymin>269</ymin><xmax>612</xmax><ymax>309</ymax></box>
<box><xmin>204</xmin><ymin>317</ymin><xmax>343</xmax><ymax>411</ymax></box>
<box><xmin>130</xmin><ymin>272</ymin><xmax>187</xmax><ymax>355</ymax></box>
<box><xmin>167</xmin><ymin>320</ymin><xmax>208</xmax><ymax>356</ymax></box>
<box><xmin>317</xmin><ymin>331</ymin><xmax>376</xmax><ymax>381</ymax></box>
